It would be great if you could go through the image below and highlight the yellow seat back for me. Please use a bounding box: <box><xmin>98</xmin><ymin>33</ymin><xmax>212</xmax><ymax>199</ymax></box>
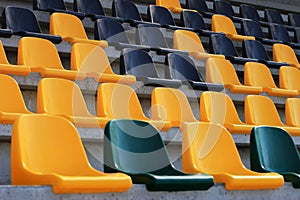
<box><xmin>173</xmin><ymin>30</ymin><xmax>206</xmax><ymax>53</ymax></box>
<box><xmin>279</xmin><ymin>66</ymin><xmax>300</xmax><ymax>91</ymax></box>
<box><xmin>156</xmin><ymin>0</ymin><xmax>181</xmax><ymax>10</ymax></box>
<box><xmin>286</xmin><ymin>98</ymin><xmax>300</xmax><ymax>127</ymax></box>
<box><xmin>0</xmin><ymin>41</ymin><xmax>10</xmax><ymax>64</ymax></box>
<box><xmin>212</xmin><ymin>14</ymin><xmax>238</xmax><ymax>35</ymax></box>
<box><xmin>273</xmin><ymin>44</ymin><xmax>299</xmax><ymax>66</ymax></box>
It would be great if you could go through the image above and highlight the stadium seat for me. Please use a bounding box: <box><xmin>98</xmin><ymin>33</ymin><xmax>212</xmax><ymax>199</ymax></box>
<box><xmin>295</xmin><ymin>27</ymin><xmax>300</xmax><ymax>43</ymax></box>
<box><xmin>265</xmin><ymin>9</ymin><xmax>295</xmax><ymax>31</ymax></box>
<box><xmin>213</xmin><ymin>0</ymin><xmax>243</xmax><ymax>22</ymax></box>
<box><xmin>120</xmin><ymin>48</ymin><xmax>182</xmax><ymax>87</ymax></box>
<box><xmin>206</xmin><ymin>58</ymin><xmax>263</xmax><ymax>94</ymax></box>
<box><xmin>240</xmin><ymin>4</ymin><xmax>270</xmax><ymax>27</ymax></box>
<box><xmin>186</xmin><ymin>0</ymin><xmax>213</xmax><ymax>18</ymax></box>
<box><xmin>33</xmin><ymin>0</ymin><xmax>85</xmax><ymax>19</ymax></box>
<box><xmin>286</xmin><ymin>98</ymin><xmax>300</xmax><ymax>127</ymax></box>
<box><xmin>151</xmin><ymin>87</ymin><xmax>198</xmax><ymax>127</ymax></box>
<box><xmin>165</xmin><ymin>53</ymin><xmax>224</xmax><ymax>91</ymax></box>
<box><xmin>211</xmin><ymin>14</ymin><xmax>255</xmax><ymax>42</ymax></box>
<box><xmin>50</xmin><ymin>12</ymin><xmax>108</xmax><ymax>47</ymax></box>
<box><xmin>173</xmin><ymin>30</ymin><xmax>225</xmax><ymax>60</ymax></box>
<box><xmin>0</xmin><ymin>74</ymin><xmax>32</xmax><ymax>123</ymax></box>
<box><xmin>94</xmin><ymin>19</ymin><xmax>150</xmax><ymax>51</ymax></box>
<box><xmin>37</xmin><ymin>78</ymin><xmax>109</xmax><ymax>128</ymax></box>
<box><xmin>245</xmin><ymin>95</ymin><xmax>300</xmax><ymax>135</ymax></box>
<box><xmin>104</xmin><ymin>119</ymin><xmax>214</xmax><ymax>191</ymax></box>
<box><xmin>182</xmin><ymin>122</ymin><xmax>284</xmax><ymax>190</ymax></box>
<box><xmin>136</xmin><ymin>24</ymin><xmax>188</xmax><ymax>55</ymax></box>
<box><xmin>269</xmin><ymin>24</ymin><xmax>300</xmax><ymax>49</ymax></box>
<box><xmin>242</xmin><ymin>39</ymin><xmax>289</xmax><ymax>68</ymax></box>
<box><xmin>2</xmin><ymin>6</ymin><xmax>61</xmax><ymax>43</ymax></box>
<box><xmin>250</xmin><ymin>126</ymin><xmax>300</xmax><ymax>188</ymax></box>
<box><xmin>241</xmin><ymin>19</ymin><xmax>281</xmax><ymax>45</ymax></box>
<box><xmin>112</xmin><ymin>0</ymin><xmax>158</xmax><ymax>27</ymax></box>
<box><xmin>288</xmin><ymin>13</ymin><xmax>300</xmax><ymax>27</ymax></box>
<box><xmin>70</xmin><ymin>43</ymin><xmax>136</xmax><ymax>84</ymax></box>
<box><xmin>244</xmin><ymin>62</ymin><xmax>298</xmax><ymax>97</ymax></box>
<box><xmin>97</xmin><ymin>83</ymin><xmax>170</xmax><ymax>131</ymax></box>
<box><xmin>11</xmin><ymin>114</ymin><xmax>132</xmax><ymax>193</ymax></box>
<box><xmin>273</xmin><ymin>43</ymin><xmax>300</xmax><ymax>69</ymax></box>
<box><xmin>279</xmin><ymin>66</ymin><xmax>300</xmax><ymax>93</ymax></box>
<box><xmin>209</xmin><ymin>34</ymin><xmax>258</xmax><ymax>64</ymax></box>
<box><xmin>18</xmin><ymin>37</ymin><xmax>86</xmax><ymax>80</ymax></box>
<box><xmin>200</xmin><ymin>91</ymin><xmax>256</xmax><ymax>134</ymax></box>
<box><xmin>0</xmin><ymin>41</ymin><xmax>31</xmax><ymax>76</ymax></box>
<box><xmin>156</xmin><ymin>0</ymin><xmax>187</xmax><ymax>14</ymax></box>
<box><xmin>73</xmin><ymin>0</ymin><xmax>123</xmax><ymax>22</ymax></box>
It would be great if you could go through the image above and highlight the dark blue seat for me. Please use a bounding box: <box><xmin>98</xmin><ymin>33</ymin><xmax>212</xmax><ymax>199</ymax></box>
<box><xmin>240</xmin><ymin>4</ymin><xmax>270</xmax><ymax>27</ymax></box>
<box><xmin>2</xmin><ymin>6</ymin><xmax>62</xmax><ymax>43</ymax></box>
<box><xmin>213</xmin><ymin>0</ymin><xmax>243</xmax><ymax>22</ymax></box>
<box><xmin>33</xmin><ymin>0</ymin><xmax>85</xmax><ymax>19</ymax></box>
<box><xmin>265</xmin><ymin>9</ymin><xmax>295</xmax><ymax>31</ymax></box>
<box><xmin>295</xmin><ymin>27</ymin><xmax>300</xmax><ymax>43</ymax></box>
<box><xmin>186</xmin><ymin>0</ymin><xmax>214</xmax><ymax>18</ymax></box>
<box><xmin>94</xmin><ymin>19</ymin><xmax>150</xmax><ymax>51</ymax></box>
<box><xmin>120</xmin><ymin>48</ymin><xmax>182</xmax><ymax>87</ymax></box>
<box><xmin>166</xmin><ymin>53</ymin><xmax>224</xmax><ymax>91</ymax></box>
<box><xmin>209</xmin><ymin>34</ymin><xmax>258</xmax><ymax>64</ymax></box>
<box><xmin>242</xmin><ymin>40</ymin><xmax>289</xmax><ymax>68</ymax></box>
<box><xmin>270</xmin><ymin>24</ymin><xmax>300</xmax><ymax>49</ymax></box>
<box><xmin>289</xmin><ymin>13</ymin><xmax>300</xmax><ymax>27</ymax></box>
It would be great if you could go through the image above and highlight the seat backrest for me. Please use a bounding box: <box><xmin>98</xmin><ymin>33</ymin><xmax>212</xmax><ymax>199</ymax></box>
<box><xmin>288</xmin><ymin>13</ymin><xmax>300</xmax><ymax>27</ymax></box>
<box><xmin>265</xmin><ymin>9</ymin><xmax>284</xmax><ymax>24</ymax></box>
<box><xmin>295</xmin><ymin>27</ymin><xmax>300</xmax><ymax>43</ymax></box>
<box><xmin>250</xmin><ymin>126</ymin><xmax>300</xmax><ymax>173</ymax></box>
<box><xmin>136</xmin><ymin>24</ymin><xmax>169</xmax><ymax>48</ymax></box>
<box><xmin>12</xmin><ymin>114</ymin><xmax>95</xmax><ymax>177</ymax></box>
<box><xmin>173</xmin><ymin>30</ymin><xmax>206</xmax><ymax>53</ymax></box>
<box><xmin>286</xmin><ymin>98</ymin><xmax>300</xmax><ymax>127</ymax></box>
<box><xmin>183</xmin><ymin>122</ymin><xmax>248</xmax><ymax>174</ymax></box>
<box><xmin>209</xmin><ymin>34</ymin><xmax>239</xmax><ymax>57</ymax></box>
<box><xmin>50</xmin><ymin>12</ymin><xmax>88</xmax><ymax>39</ymax></box>
<box><xmin>70</xmin><ymin>43</ymin><xmax>114</xmax><ymax>74</ymax></box>
<box><xmin>156</xmin><ymin>0</ymin><xmax>181</xmax><ymax>10</ymax></box>
<box><xmin>279</xmin><ymin>66</ymin><xmax>300</xmax><ymax>91</ymax></box>
<box><xmin>37</xmin><ymin>78</ymin><xmax>93</xmax><ymax>117</ymax></box>
<box><xmin>120</xmin><ymin>48</ymin><xmax>160</xmax><ymax>78</ymax></box>
<box><xmin>206</xmin><ymin>57</ymin><xmax>242</xmax><ymax>85</ymax></box>
<box><xmin>97</xmin><ymin>83</ymin><xmax>147</xmax><ymax>119</ymax></box>
<box><xmin>242</xmin><ymin>40</ymin><xmax>270</xmax><ymax>60</ymax></box>
<box><xmin>147</xmin><ymin>5</ymin><xmax>176</xmax><ymax>26</ymax></box>
<box><xmin>211</xmin><ymin>14</ymin><xmax>238</xmax><ymax>35</ymax></box>
<box><xmin>213</xmin><ymin>0</ymin><xmax>235</xmax><ymax>18</ymax></box>
<box><xmin>200</xmin><ymin>91</ymin><xmax>244</xmax><ymax>124</ymax></box>
<box><xmin>3</xmin><ymin>6</ymin><xmax>42</xmax><ymax>33</ymax></box>
<box><xmin>151</xmin><ymin>87</ymin><xmax>198</xmax><ymax>126</ymax></box>
<box><xmin>186</xmin><ymin>0</ymin><xmax>209</xmax><ymax>13</ymax></box>
<box><xmin>112</xmin><ymin>0</ymin><xmax>142</xmax><ymax>21</ymax></box>
<box><xmin>104</xmin><ymin>119</ymin><xmax>173</xmax><ymax>173</ymax></box>
<box><xmin>245</xmin><ymin>95</ymin><xmax>284</xmax><ymax>126</ymax></box>
<box><xmin>240</xmin><ymin>4</ymin><xmax>261</xmax><ymax>22</ymax></box>
<box><xmin>94</xmin><ymin>18</ymin><xmax>129</xmax><ymax>43</ymax></box>
<box><xmin>244</xmin><ymin>62</ymin><xmax>277</xmax><ymax>88</ymax></box>
<box><xmin>0</xmin><ymin>74</ymin><xmax>30</xmax><ymax>114</ymax></box>
<box><xmin>74</xmin><ymin>0</ymin><xmax>105</xmax><ymax>16</ymax></box>
<box><xmin>18</xmin><ymin>37</ymin><xmax>64</xmax><ymax>70</ymax></box>
<box><xmin>33</xmin><ymin>0</ymin><xmax>67</xmax><ymax>11</ymax></box>
<box><xmin>241</xmin><ymin>19</ymin><xmax>265</xmax><ymax>39</ymax></box>
<box><xmin>180</xmin><ymin>10</ymin><xmax>207</xmax><ymax>30</ymax></box>
<box><xmin>273</xmin><ymin>43</ymin><xmax>299</xmax><ymax>65</ymax></box>
<box><xmin>165</xmin><ymin>53</ymin><xmax>204</xmax><ymax>82</ymax></box>
<box><xmin>0</xmin><ymin>41</ymin><xmax>10</xmax><ymax>65</ymax></box>
<box><xmin>270</xmin><ymin>24</ymin><xmax>291</xmax><ymax>43</ymax></box>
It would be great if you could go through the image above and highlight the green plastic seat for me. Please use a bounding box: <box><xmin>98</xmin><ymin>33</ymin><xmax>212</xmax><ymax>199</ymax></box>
<box><xmin>250</xmin><ymin>126</ymin><xmax>300</xmax><ymax>188</ymax></box>
<box><xmin>104</xmin><ymin>119</ymin><xmax>214</xmax><ymax>191</ymax></box>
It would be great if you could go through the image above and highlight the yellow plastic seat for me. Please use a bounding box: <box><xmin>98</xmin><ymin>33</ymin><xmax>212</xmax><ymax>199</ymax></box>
<box><xmin>151</xmin><ymin>87</ymin><xmax>198</xmax><ymax>127</ymax></box>
<box><xmin>173</xmin><ymin>30</ymin><xmax>225</xmax><ymax>60</ymax></box>
<box><xmin>37</xmin><ymin>78</ymin><xmax>110</xmax><ymax>128</ymax></box>
<box><xmin>71</xmin><ymin>43</ymin><xmax>135</xmax><ymax>84</ymax></box>
<box><xmin>11</xmin><ymin>114</ymin><xmax>132</xmax><ymax>194</ymax></box>
<box><xmin>244</xmin><ymin>62</ymin><xmax>298</xmax><ymax>97</ymax></box>
<box><xmin>0</xmin><ymin>74</ymin><xmax>32</xmax><ymax>123</ymax></box>
<box><xmin>97</xmin><ymin>83</ymin><xmax>171</xmax><ymax>131</ymax></box>
<box><xmin>206</xmin><ymin>58</ymin><xmax>262</xmax><ymax>94</ymax></box>
<box><xmin>273</xmin><ymin>43</ymin><xmax>300</xmax><ymax>69</ymax></box>
<box><xmin>182</xmin><ymin>122</ymin><xmax>284</xmax><ymax>190</ymax></box>
<box><xmin>50</xmin><ymin>12</ymin><xmax>108</xmax><ymax>47</ymax></box>
<box><xmin>0</xmin><ymin>41</ymin><xmax>31</xmax><ymax>76</ymax></box>
<box><xmin>245</xmin><ymin>95</ymin><xmax>300</xmax><ymax>136</ymax></box>
<box><xmin>156</xmin><ymin>0</ymin><xmax>184</xmax><ymax>14</ymax></box>
<box><xmin>200</xmin><ymin>91</ymin><xmax>255</xmax><ymax>134</ymax></box>
<box><xmin>286</xmin><ymin>98</ymin><xmax>300</xmax><ymax>127</ymax></box>
<box><xmin>212</xmin><ymin>14</ymin><xmax>255</xmax><ymax>42</ymax></box>
<box><xmin>280</xmin><ymin>66</ymin><xmax>300</xmax><ymax>94</ymax></box>
<box><xmin>18</xmin><ymin>37</ymin><xmax>85</xmax><ymax>80</ymax></box>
